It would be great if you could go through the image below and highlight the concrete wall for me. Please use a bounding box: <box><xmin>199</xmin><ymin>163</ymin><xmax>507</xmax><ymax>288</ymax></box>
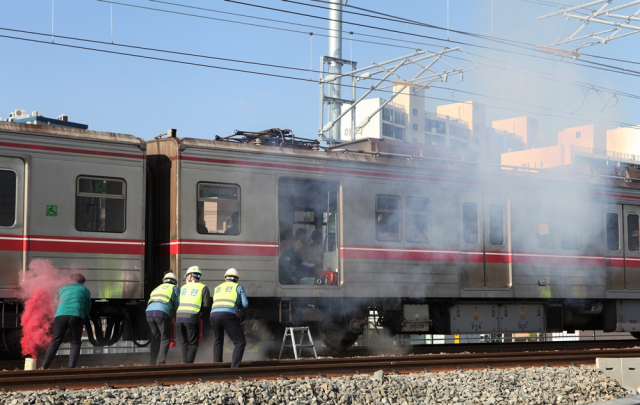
<box><xmin>501</xmin><ymin>145</ymin><xmax>566</xmax><ymax>168</ymax></box>
<box><xmin>558</xmin><ymin>124</ymin><xmax>606</xmax><ymax>150</ymax></box>
<box><xmin>492</xmin><ymin>116</ymin><xmax>539</xmax><ymax>148</ymax></box>
<box><xmin>607</xmin><ymin>127</ymin><xmax>640</xmax><ymax>155</ymax></box>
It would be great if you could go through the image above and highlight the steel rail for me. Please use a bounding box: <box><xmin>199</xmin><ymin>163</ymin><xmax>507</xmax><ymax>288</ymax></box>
<box><xmin>3</xmin><ymin>347</ymin><xmax>640</xmax><ymax>392</ymax></box>
<box><xmin>1</xmin><ymin>339</ymin><xmax>637</xmax><ymax>372</ymax></box>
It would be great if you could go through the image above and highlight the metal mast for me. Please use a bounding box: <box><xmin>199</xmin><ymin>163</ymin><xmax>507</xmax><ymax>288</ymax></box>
<box><xmin>536</xmin><ymin>0</ymin><xmax>640</xmax><ymax>57</ymax></box>
<box><xmin>327</xmin><ymin>0</ymin><xmax>343</xmax><ymax>143</ymax></box>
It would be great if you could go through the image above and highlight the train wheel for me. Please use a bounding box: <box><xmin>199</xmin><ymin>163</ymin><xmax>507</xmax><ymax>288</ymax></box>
<box><xmin>133</xmin><ymin>340</ymin><xmax>151</xmax><ymax>348</ymax></box>
<box><xmin>0</xmin><ymin>329</ymin><xmax>22</xmax><ymax>360</ymax></box>
<box><xmin>631</xmin><ymin>332</ymin><xmax>640</xmax><ymax>339</ymax></box>
<box><xmin>321</xmin><ymin>325</ymin><xmax>359</xmax><ymax>350</ymax></box>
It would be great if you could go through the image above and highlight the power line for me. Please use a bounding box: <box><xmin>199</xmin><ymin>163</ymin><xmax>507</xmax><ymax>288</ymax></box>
<box><xmin>8</xmin><ymin>25</ymin><xmax>635</xmax><ymax>125</ymax></box>
<box><xmin>97</xmin><ymin>0</ymin><xmax>430</xmax><ymax>52</ymax></box>
<box><xmin>0</xmin><ymin>33</ymin><xmax>313</xmax><ymax>82</ymax></box>
<box><xmin>0</xmin><ymin>27</ymin><xmax>322</xmax><ymax>74</ymax></box>
<box><xmin>222</xmin><ymin>0</ymin><xmax>640</xmax><ymax>77</ymax></box>
<box><xmin>104</xmin><ymin>0</ymin><xmax>640</xmax><ymax>96</ymax></box>
<box><xmin>1</xmin><ymin>31</ymin><xmax>637</xmax><ymax>130</ymax></box>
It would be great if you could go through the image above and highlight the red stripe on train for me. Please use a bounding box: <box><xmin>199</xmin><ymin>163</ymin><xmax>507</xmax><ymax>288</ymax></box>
<box><xmin>0</xmin><ymin>235</ymin><xmax>144</xmax><ymax>255</ymax></box>
<box><xmin>0</xmin><ymin>141</ymin><xmax>145</xmax><ymax>160</ymax></box>
<box><xmin>166</xmin><ymin>240</ymin><xmax>277</xmax><ymax>256</ymax></box>
<box><xmin>340</xmin><ymin>246</ymin><xmax>637</xmax><ymax>267</ymax></box>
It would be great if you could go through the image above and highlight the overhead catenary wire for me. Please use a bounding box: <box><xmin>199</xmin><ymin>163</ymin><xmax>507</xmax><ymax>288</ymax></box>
<box><xmin>113</xmin><ymin>0</ymin><xmax>639</xmax><ymax>79</ymax></box>
<box><xmin>100</xmin><ymin>0</ymin><xmax>640</xmax><ymax>100</ymax></box>
<box><xmin>6</xmin><ymin>25</ymin><xmax>636</xmax><ymax>125</ymax></box>
<box><xmin>8</xmin><ymin>24</ymin><xmax>635</xmax><ymax>107</ymax></box>
<box><xmin>1</xmin><ymin>31</ymin><xmax>638</xmax><ymax>131</ymax></box>
<box><xmin>127</xmin><ymin>0</ymin><xmax>640</xmax><ymax>79</ymax></box>
<box><xmin>227</xmin><ymin>0</ymin><xmax>640</xmax><ymax>75</ymax></box>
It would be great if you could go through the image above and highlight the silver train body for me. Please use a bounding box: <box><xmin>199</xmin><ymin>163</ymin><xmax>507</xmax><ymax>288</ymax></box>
<box><xmin>2</xmin><ymin>122</ymin><xmax>640</xmax><ymax>354</ymax></box>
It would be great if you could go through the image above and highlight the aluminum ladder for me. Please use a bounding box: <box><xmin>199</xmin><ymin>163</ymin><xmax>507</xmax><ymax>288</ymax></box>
<box><xmin>278</xmin><ymin>326</ymin><xmax>318</xmax><ymax>360</ymax></box>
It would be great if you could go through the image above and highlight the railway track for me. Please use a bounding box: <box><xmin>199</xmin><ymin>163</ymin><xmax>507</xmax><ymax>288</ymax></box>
<box><xmin>2</xmin><ymin>338</ymin><xmax>638</xmax><ymax>370</ymax></box>
<box><xmin>2</xmin><ymin>344</ymin><xmax>640</xmax><ymax>392</ymax></box>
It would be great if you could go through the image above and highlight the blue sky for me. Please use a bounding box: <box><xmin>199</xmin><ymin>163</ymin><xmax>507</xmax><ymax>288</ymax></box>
<box><xmin>1</xmin><ymin>0</ymin><xmax>638</xmax><ymax>142</ymax></box>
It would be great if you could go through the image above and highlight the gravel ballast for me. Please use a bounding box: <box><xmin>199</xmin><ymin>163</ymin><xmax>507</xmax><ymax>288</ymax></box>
<box><xmin>0</xmin><ymin>365</ymin><xmax>633</xmax><ymax>405</ymax></box>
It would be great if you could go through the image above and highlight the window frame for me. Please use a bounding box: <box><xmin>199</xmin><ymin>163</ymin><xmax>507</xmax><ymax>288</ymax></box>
<box><xmin>0</xmin><ymin>168</ymin><xmax>18</xmax><ymax>228</ymax></box>
<box><xmin>488</xmin><ymin>203</ymin><xmax>504</xmax><ymax>246</ymax></box>
<box><xmin>627</xmin><ymin>213</ymin><xmax>640</xmax><ymax>252</ymax></box>
<box><xmin>196</xmin><ymin>182</ymin><xmax>241</xmax><ymax>235</ymax></box>
<box><xmin>75</xmin><ymin>175</ymin><xmax>127</xmax><ymax>233</ymax></box>
<box><xmin>375</xmin><ymin>194</ymin><xmax>402</xmax><ymax>242</ymax></box>
<box><xmin>406</xmin><ymin>197</ymin><xmax>430</xmax><ymax>243</ymax></box>
<box><xmin>536</xmin><ymin>206</ymin><xmax>557</xmax><ymax>249</ymax></box>
<box><xmin>559</xmin><ymin>209</ymin><xmax>582</xmax><ymax>251</ymax></box>
<box><xmin>605</xmin><ymin>212</ymin><xmax>620</xmax><ymax>252</ymax></box>
<box><xmin>462</xmin><ymin>201</ymin><xmax>479</xmax><ymax>245</ymax></box>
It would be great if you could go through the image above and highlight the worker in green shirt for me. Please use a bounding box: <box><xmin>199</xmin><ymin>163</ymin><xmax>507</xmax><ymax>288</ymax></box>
<box><xmin>279</xmin><ymin>231</ymin><xmax>302</xmax><ymax>285</ymax></box>
<box><xmin>42</xmin><ymin>273</ymin><xmax>91</xmax><ymax>369</ymax></box>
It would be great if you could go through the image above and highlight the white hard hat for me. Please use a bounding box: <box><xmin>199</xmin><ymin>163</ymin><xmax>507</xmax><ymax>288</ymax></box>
<box><xmin>163</xmin><ymin>272</ymin><xmax>178</xmax><ymax>284</ymax></box>
<box><xmin>186</xmin><ymin>266</ymin><xmax>202</xmax><ymax>278</ymax></box>
<box><xmin>224</xmin><ymin>268</ymin><xmax>240</xmax><ymax>279</ymax></box>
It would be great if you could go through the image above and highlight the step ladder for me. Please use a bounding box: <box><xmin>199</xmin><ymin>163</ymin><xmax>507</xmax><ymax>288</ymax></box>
<box><xmin>278</xmin><ymin>327</ymin><xmax>318</xmax><ymax>360</ymax></box>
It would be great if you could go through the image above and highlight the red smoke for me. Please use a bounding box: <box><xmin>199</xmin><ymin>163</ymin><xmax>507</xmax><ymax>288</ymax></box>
<box><xmin>19</xmin><ymin>260</ymin><xmax>70</xmax><ymax>358</ymax></box>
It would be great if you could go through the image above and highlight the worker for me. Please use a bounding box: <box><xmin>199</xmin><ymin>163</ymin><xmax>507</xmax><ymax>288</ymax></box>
<box><xmin>41</xmin><ymin>273</ymin><xmax>91</xmax><ymax>369</ymax></box>
<box><xmin>210</xmin><ymin>268</ymin><xmax>249</xmax><ymax>368</ymax></box>
<box><xmin>176</xmin><ymin>266</ymin><xmax>211</xmax><ymax>363</ymax></box>
<box><xmin>279</xmin><ymin>233</ymin><xmax>302</xmax><ymax>285</ymax></box>
<box><xmin>145</xmin><ymin>272</ymin><xmax>179</xmax><ymax>365</ymax></box>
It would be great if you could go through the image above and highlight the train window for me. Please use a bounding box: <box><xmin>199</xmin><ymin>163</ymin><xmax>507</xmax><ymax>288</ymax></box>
<box><xmin>197</xmin><ymin>183</ymin><xmax>240</xmax><ymax>235</ymax></box>
<box><xmin>606</xmin><ymin>212</ymin><xmax>620</xmax><ymax>251</ymax></box>
<box><xmin>462</xmin><ymin>202</ymin><xmax>479</xmax><ymax>244</ymax></box>
<box><xmin>406</xmin><ymin>197</ymin><xmax>429</xmax><ymax>242</ymax></box>
<box><xmin>293</xmin><ymin>210</ymin><xmax>315</xmax><ymax>242</ymax></box>
<box><xmin>489</xmin><ymin>204</ymin><xmax>504</xmax><ymax>246</ymax></box>
<box><xmin>628</xmin><ymin>214</ymin><xmax>640</xmax><ymax>252</ymax></box>
<box><xmin>0</xmin><ymin>169</ymin><xmax>17</xmax><ymax>227</ymax></box>
<box><xmin>376</xmin><ymin>195</ymin><xmax>401</xmax><ymax>241</ymax></box>
<box><xmin>75</xmin><ymin>177</ymin><xmax>126</xmax><ymax>233</ymax></box>
<box><xmin>536</xmin><ymin>207</ymin><xmax>556</xmax><ymax>249</ymax></box>
<box><xmin>560</xmin><ymin>227</ymin><xmax>581</xmax><ymax>250</ymax></box>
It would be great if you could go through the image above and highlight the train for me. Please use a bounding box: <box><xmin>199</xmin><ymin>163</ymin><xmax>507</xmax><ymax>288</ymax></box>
<box><xmin>2</xmin><ymin>121</ymin><xmax>640</xmax><ymax>357</ymax></box>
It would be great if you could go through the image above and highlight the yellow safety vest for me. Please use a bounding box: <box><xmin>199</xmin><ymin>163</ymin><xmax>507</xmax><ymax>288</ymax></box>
<box><xmin>177</xmin><ymin>282</ymin><xmax>206</xmax><ymax>315</ymax></box>
<box><xmin>148</xmin><ymin>283</ymin><xmax>175</xmax><ymax>305</ymax></box>
<box><xmin>212</xmin><ymin>281</ymin><xmax>238</xmax><ymax>309</ymax></box>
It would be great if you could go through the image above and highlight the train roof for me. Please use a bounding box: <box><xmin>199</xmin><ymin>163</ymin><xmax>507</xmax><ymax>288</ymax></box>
<box><xmin>153</xmin><ymin>129</ymin><xmax>640</xmax><ymax>191</ymax></box>
<box><xmin>0</xmin><ymin>122</ymin><xmax>145</xmax><ymax>149</ymax></box>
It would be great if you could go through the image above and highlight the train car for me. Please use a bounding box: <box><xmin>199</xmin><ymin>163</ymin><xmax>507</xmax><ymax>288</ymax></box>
<box><xmin>147</xmin><ymin>129</ymin><xmax>640</xmax><ymax>349</ymax></box>
<box><xmin>0</xmin><ymin>122</ymin><xmax>149</xmax><ymax>356</ymax></box>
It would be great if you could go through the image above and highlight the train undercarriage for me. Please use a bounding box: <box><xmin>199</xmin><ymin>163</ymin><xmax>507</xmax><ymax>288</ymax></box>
<box><xmin>241</xmin><ymin>297</ymin><xmax>640</xmax><ymax>350</ymax></box>
<box><xmin>3</xmin><ymin>297</ymin><xmax>640</xmax><ymax>359</ymax></box>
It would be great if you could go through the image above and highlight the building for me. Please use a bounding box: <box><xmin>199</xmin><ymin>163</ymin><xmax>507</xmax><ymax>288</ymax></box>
<box><xmin>339</xmin><ymin>86</ymin><xmax>526</xmax><ymax>163</ymax></box>
<box><xmin>607</xmin><ymin>127</ymin><xmax>640</xmax><ymax>157</ymax></box>
<box><xmin>501</xmin><ymin>124</ymin><xmax>640</xmax><ymax>168</ymax></box>
<box><xmin>492</xmin><ymin>116</ymin><xmax>542</xmax><ymax>148</ymax></box>
<box><xmin>6</xmin><ymin>109</ymin><xmax>88</xmax><ymax>130</ymax></box>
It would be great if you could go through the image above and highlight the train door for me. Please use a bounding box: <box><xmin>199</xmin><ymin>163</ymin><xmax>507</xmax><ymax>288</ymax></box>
<box><xmin>0</xmin><ymin>157</ymin><xmax>25</xmax><ymax>290</ymax></box>
<box><xmin>278</xmin><ymin>177</ymin><xmax>340</xmax><ymax>286</ymax></box>
<box><xmin>459</xmin><ymin>193</ymin><xmax>484</xmax><ymax>288</ymax></box>
<box><xmin>604</xmin><ymin>204</ymin><xmax>624</xmax><ymax>290</ymax></box>
<box><xmin>483</xmin><ymin>195</ymin><xmax>512</xmax><ymax>289</ymax></box>
<box><xmin>623</xmin><ymin>205</ymin><xmax>640</xmax><ymax>289</ymax></box>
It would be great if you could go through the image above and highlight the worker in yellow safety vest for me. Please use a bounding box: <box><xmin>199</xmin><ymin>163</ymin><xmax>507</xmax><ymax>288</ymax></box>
<box><xmin>210</xmin><ymin>268</ymin><xmax>249</xmax><ymax>368</ymax></box>
<box><xmin>145</xmin><ymin>272</ymin><xmax>179</xmax><ymax>365</ymax></box>
<box><xmin>176</xmin><ymin>266</ymin><xmax>211</xmax><ymax>363</ymax></box>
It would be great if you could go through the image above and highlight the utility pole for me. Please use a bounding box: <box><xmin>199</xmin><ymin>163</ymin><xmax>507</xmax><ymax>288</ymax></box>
<box><xmin>327</xmin><ymin>0</ymin><xmax>343</xmax><ymax>143</ymax></box>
